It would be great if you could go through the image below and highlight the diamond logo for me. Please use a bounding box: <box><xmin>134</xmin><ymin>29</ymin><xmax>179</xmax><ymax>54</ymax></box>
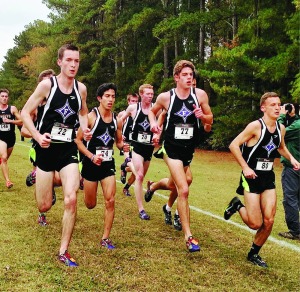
<box><xmin>174</xmin><ymin>103</ymin><xmax>193</xmax><ymax>123</ymax></box>
<box><xmin>55</xmin><ymin>100</ymin><xmax>76</xmax><ymax>123</ymax></box>
<box><xmin>262</xmin><ymin>137</ymin><xmax>277</xmax><ymax>157</ymax></box>
<box><xmin>138</xmin><ymin>118</ymin><xmax>150</xmax><ymax>131</ymax></box>
<box><xmin>97</xmin><ymin>128</ymin><xmax>112</xmax><ymax>145</ymax></box>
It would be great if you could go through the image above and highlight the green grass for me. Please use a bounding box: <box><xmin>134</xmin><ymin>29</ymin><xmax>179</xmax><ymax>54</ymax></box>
<box><xmin>0</xmin><ymin>135</ymin><xmax>299</xmax><ymax>291</ymax></box>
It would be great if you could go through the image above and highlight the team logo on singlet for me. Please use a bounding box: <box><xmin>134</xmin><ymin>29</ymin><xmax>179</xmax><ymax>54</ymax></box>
<box><xmin>97</xmin><ymin>128</ymin><xmax>112</xmax><ymax>146</ymax></box>
<box><xmin>262</xmin><ymin>137</ymin><xmax>277</xmax><ymax>157</ymax></box>
<box><xmin>138</xmin><ymin>118</ymin><xmax>150</xmax><ymax>131</ymax></box>
<box><xmin>174</xmin><ymin>103</ymin><xmax>193</xmax><ymax>123</ymax></box>
<box><xmin>55</xmin><ymin>100</ymin><xmax>76</xmax><ymax>123</ymax></box>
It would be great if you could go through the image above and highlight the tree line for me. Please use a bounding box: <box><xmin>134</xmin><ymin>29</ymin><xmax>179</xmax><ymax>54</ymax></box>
<box><xmin>0</xmin><ymin>0</ymin><xmax>299</xmax><ymax>150</ymax></box>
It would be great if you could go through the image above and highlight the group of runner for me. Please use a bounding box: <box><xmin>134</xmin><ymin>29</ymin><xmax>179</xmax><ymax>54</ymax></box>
<box><xmin>1</xmin><ymin>43</ymin><xmax>298</xmax><ymax>269</ymax></box>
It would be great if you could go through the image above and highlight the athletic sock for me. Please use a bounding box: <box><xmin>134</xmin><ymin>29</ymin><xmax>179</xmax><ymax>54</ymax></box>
<box><xmin>166</xmin><ymin>204</ymin><xmax>172</xmax><ymax>212</ymax></box>
<box><xmin>175</xmin><ymin>209</ymin><xmax>179</xmax><ymax>215</ymax></box>
<box><xmin>235</xmin><ymin>200</ymin><xmax>245</xmax><ymax>211</ymax></box>
<box><xmin>124</xmin><ymin>183</ymin><xmax>131</xmax><ymax>190</ymax></box>
<box><xmin>248</xmin><ymin>242</ymin><xmax>262</xmax><ymax>258</ymax></box>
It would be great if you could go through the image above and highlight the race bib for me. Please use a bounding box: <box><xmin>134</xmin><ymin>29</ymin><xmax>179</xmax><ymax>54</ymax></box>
<box><xmin>174</xmin><ymin>124</ymin><xmax>194</xmax><ymax>139</ymax></box>
<box><xmin>50</xmin><ymin>123</ymin><xmax>73</xmax><ymax>142</ymax></box>
<box><xmin>129</xmin><ymin>132</ymin><xmax>133</xmax><ymax>141</ymax></box>
<box><xmin>256</xmin><ymin>158</ymin><xmax>274</xmax><ymax>171</ymax></box>
<box><xmin>0</xmin><ymin>123</ymin><xmax>10</xmax><ymax>131</ymax></box>
<box><xmin>137</xmin><ymin>132</ymin><xmax>151</xmax><ymax>144</ymax></box>
<box><xmin>96</xmin><ymin>147</ymin><xmax>113</xmax><ymax>161</ymax></box>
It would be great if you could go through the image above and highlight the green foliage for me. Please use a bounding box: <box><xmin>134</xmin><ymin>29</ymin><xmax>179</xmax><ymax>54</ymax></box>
<box><xmin>0</xmin><ymin>0</ymin><xmax>299</xmax><ymax>148</ymax></box>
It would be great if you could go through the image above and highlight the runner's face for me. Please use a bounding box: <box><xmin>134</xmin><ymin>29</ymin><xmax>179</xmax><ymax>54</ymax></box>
<box><xmin>261</xmin><ymin>97</ymin><xmax>281</xmax><ymax>119</ymax></box>
<box><xmin>175</xmin><ymin>67</ymin><xmax>193</xmax><ymax>89</ymax></box>
<box><xmin>57</xmin><ymin>49</ymin><xmax>80</xmax><ymax>78</ymax></box>
<box><xmin>129</xmin><ymin>96</ymin><xmax>139</xmax><ymax>105</ymax></box>
<box><xmin>99</xmin><ymin>89</ymin><xmax>116</xmax><ymax>110</ymax></box>
<box><xmin>0</xmin><ymin>92</ymin><xmax>9</xmax><ymax>105</ymax></box>
<box><xmin>141</xmin><ymin>88</ymin><xmax>154</xmax><ymax>105</ymax></box>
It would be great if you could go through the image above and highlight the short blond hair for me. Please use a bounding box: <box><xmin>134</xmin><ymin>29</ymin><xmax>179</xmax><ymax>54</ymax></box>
<box><xmin>0</xmin><ymin>88</ymin><xmax>9</xmax><ymax>95</ymax></box>
<box><xmin>139</xmin><ymin>84</ymin><xmax>153</xmax><ymax>95</ymax></box>
<box><xmin>173</xmin><ymin>60</ymin><xmax>195</xmax><ymax>76</ymax></box>
<box><xmin>260</xmin><ymin>92</ymin><xmax>279</xmax><ymax>106</ymax></box>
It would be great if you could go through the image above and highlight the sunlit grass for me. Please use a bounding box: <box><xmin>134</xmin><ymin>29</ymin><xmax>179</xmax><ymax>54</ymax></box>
<box><xmin>0</xmin><ymin>135</ymin><xmax>299</xmax><ymax>291</ymax></box>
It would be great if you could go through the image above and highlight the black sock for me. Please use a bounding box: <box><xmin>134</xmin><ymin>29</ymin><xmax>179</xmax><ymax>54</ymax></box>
<box><xmin>124</xmin><ymin>183</ymin><xmax>131</xmax><ymax>190</ymax></box>
<box><xmin>248</xmin><ymin>243</ymin><xmax>262</xmax><ymax>258</ymax></box>
<box><xmin>235</xmin><ymin>200</ymin><xmax>244</xmax><ymax>211</ymax></box>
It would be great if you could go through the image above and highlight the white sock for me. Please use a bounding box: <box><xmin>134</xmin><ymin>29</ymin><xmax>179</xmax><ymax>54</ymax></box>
<box><xmin>166</xmin><ymin>204</ymin><xmax>172</xmax><ymax>212</ymax></box>
<box><xmin>175</xmin><ymin>209</ymin><xmax>179</xmax><ymax>215</ymax></box>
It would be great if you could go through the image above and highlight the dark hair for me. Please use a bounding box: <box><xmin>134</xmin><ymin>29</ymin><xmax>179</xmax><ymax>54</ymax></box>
<box><xmin>96</xmin><ymin>83</ymin><xmax>117</xmax><ymax>98</ymax></box>
<box><xmin>58</xmin><ymin>44</ymin><xmax>79</xmax><ymax>60</ymax></box>
<box><xmin>193</xmin><ymin>70</ymin><xmax>200</xmax><ymax>85</ymax></box>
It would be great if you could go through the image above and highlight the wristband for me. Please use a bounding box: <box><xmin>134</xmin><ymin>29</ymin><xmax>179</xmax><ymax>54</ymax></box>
<box><xmin>90</xmin><ymin>154</ymin><xmax>95</xmax><ymax>162</ymax></box>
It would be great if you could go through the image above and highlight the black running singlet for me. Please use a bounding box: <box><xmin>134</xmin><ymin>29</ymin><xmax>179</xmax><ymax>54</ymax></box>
<box><xmin>0</xmin><ymin>105</ymin><xmax>16</xmax><ymax>140</ymax></box>
<box><xmin>241</xmin><ymin>118</ymin><xmax>281</xmax><ymax>172</ymax></box>
<box><xmin>37</xmin><ymin>76</ymin><xmax>82</xmax><ymax>142</ymax></box>
<box><xmin>164</xmin><ymin>88</ymin><xmax>200</xmax><ymax>148</ymax></box>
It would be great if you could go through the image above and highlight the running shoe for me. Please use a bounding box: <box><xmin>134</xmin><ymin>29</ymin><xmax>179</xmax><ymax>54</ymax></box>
<box><xmin>224</xmin><ymin>196</ymin><xmax>242</xmax><ymax>220</ymax></box>
<box><xmin>6</xmin><ymin>180</ymin><xmax>13</xmax><ymax>189</ymax></box>
<box><xmin>58</xmin><ymin>250</ymin><xmax>78</xmax><ymax>267</ymax></box>
<box><xmin>38</xmin><ymin>213</ymin><xmax>48</xmax><ymax>226</ymax></box>
<box><xmin>139</xmin><ymin>210</ymin><xmax>150</xmax><ymax>220</ymax></box>
<box><xmin>144</xmin><ymin>181</ymin><xmax>154</xmax><ymax>202</ymax></box>
<box><xmin>123</xmin><ymin>188</ymin><xmax>131</xmax><ymax>196</ymax></box>
<box><xmin>278</xmin><ymin>231</ymin><xmax>300</xmax><ymax>241</ymax></box>
<box><xmin>26</xmin><ymin>170</ymin><xmax>36</xmax><ymax>187</ymax></box>
<box><xmin>186</xmin><ymin>236</ymin><xmax>200</xmax><ymax>252</ymax></box>
<box><xmin>101</xmin><ymin>238</ymin><xmax>116</xmax><ymax>250</ymax></box>
<box><xmin>162</xmin><ymin>204</ymin><xmax>172</xmax><ymax>225</ymax></box>
<box><xmin>173</xmin><ymin>214</ymin><xmax>182</xmax><ymax>231</ymax></box>
<box><xmin>247</xmin><ymin>254</ymin><xmax>268</xmax><ymax>268</ymax></box>
<box><xmin>52</xmin><ymin>189</ymin><xmax>56</xmax><ymax>206</ymax></box>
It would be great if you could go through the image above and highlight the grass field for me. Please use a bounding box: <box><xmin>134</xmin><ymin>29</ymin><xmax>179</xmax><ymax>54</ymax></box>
<box><xmin>0</xmin><ymin>135</ymin><xmax>299</xmax><ymax>291</ymax></box>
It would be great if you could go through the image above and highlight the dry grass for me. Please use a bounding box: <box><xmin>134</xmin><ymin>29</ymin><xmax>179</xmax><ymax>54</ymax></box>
<box><xmin>0</xmin><ymin>136</ymin><xmax>299</xmax><ymax>291</ymax></box>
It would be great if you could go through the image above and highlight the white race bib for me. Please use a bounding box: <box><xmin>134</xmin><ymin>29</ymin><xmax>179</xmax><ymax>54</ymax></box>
<box><xmin>174</xmin><ymin>124</ymin><xmax>194</xmax><ymax>140</ymax></box>
<box><xmin>96</xmin><ymin>147</ymin><xmax>113</xmax><ymax>161</ymax></box>
<box><xmin>256</xmin><ymin>158</ymin><xmax>274</xmax><ymax>171</ymax></box>
<box><xmin>137</xmin><ymin>132</ymin><xmax>151</xmax><ymax>144</ymax></box>
<box><xmin>129</xmin><ymin>132</ymin><xmax>133</xmax><ymax>141</ymax></box>
<box><xmin>0</xmin><ymin>123</ymin><xmax>10</xmax><ymax>131</ymax></box>
<box><xmin>50</xmin><ymin>123</ymin><xmax>73</xmax><ymax>142</ymax></box>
